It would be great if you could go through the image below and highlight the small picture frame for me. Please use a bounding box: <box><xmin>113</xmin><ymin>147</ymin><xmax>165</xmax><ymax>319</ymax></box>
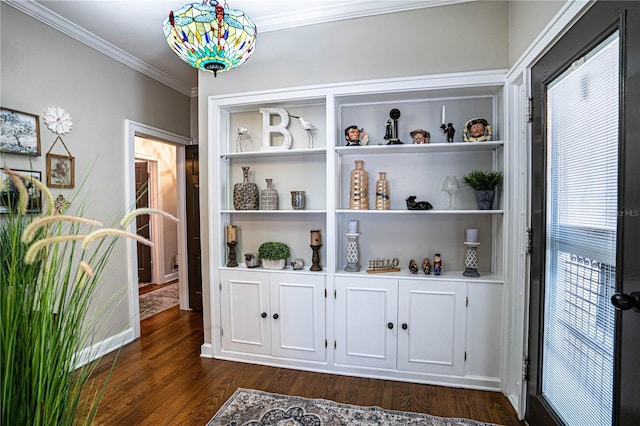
<box><xmin>46</xmin><ymin>153</ymin><xmax>75</xmax><ymax>188</ymax></box>
<box><xmin>0</xmin><ymin>107</ymin><xmax>41</xmax><ymax>156</ymax></box>
<box><xmin>0</xmin><ymin>169</ymin><xmax>42</xmax><ymax>214</ymax></box>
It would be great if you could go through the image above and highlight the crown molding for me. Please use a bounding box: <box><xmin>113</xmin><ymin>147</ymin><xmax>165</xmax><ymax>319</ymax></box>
<box><xmin>254</xmin><ymin>0</ymin><xmax>472</xmax><ymax>32</ymax></box>
<box><xmin>3</xmin><ymin>0</ymin><xmax>194</xmax><ymax>96</ymax></box>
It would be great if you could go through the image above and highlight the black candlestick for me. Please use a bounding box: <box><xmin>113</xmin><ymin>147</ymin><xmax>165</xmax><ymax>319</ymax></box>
<box><xmin>310</xmin><ymin>244</ymin><xmax>322</xmax><ymax>271</ymax></box>
<box><xmin>227</xmin><ymin>241</ymin><xmax>238</xmax><ymax>267</ymax></box>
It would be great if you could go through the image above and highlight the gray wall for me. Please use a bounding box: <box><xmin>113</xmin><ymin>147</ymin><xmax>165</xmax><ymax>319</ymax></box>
<box><xmin>509</xmin><ymin>0</ymin><xmax>567</xmax><ymax>65</ymax></box>
<box><xmin>1</xmin><ymin>3</ymin><xmax>190</xmax><ymax>339</ymax></box>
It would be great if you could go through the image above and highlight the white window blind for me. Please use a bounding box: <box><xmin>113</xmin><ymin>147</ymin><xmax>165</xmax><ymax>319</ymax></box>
<box><xmin>543</xmin><ymin>32</ymin><xmax>618</xmax><ymax>426</ymax></box>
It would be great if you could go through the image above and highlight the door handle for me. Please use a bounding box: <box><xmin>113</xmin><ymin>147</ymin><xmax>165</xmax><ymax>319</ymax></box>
<box><xmin>611</xmin><ymin>292</ymin><xmax>640</xmax><ymax>312</ymax></box>
<box><xmin>402</xmin><ymin>323</ymin><xmax>408</xmax><ymax>330</ymax></box>
<box><xmin>261</xmin><ymin>312</ymin><xmax>267</xmax><ymax>318</ymax></box>
<box><xmin>273</xmin><ymin>313</ymin><xmax>279</xmax><ymax>320</ymax></box>
<box><xmin>387</xmin><ymin>322</ymin><xmax>394</xmax><ymax>329</ymax></box>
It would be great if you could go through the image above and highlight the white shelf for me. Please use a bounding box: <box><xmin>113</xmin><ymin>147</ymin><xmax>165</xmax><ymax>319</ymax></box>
<box><xmin>222</xmin><ymin>209</ymin><xmax>326</xmax><ymax>214</ymax></box>
<box><xmin>336</xmin><ymin>209</ymin><xmax>503</xmax><ymax>214</ymax></box>
<box><xmin>335</xmin><ymin>141</ymin><xmax>503</xmax><ymax>156</ymax></box>
<box><xmin>221</xmin><ymin>147</ymin><xmax>326</xmax><ymax>159</ymax></box>
<box><xmin>334</xmin><ymin>270</ymin><xmax>503</xmax><ymax>283</ymax></box>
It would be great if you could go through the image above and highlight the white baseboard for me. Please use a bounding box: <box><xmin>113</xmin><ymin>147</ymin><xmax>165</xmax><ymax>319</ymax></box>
<box><xmin>73</xmin><ymin>328</ymin><xmax>135</xmax><ymax>368</ymax></box>
<box><xmin>164</xmin><ymin>272</ymin><xmax>179</xmax><ymax>283</ymax></box>
<box><xmin>200</xmin><ymin>343</ymin><xmax>215</xmax><ymax>358</ymax></box>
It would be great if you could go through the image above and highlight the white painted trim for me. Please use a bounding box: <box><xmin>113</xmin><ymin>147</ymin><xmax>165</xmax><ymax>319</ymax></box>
<box><xmin>504</xmin><ymin>0</ymin><xmax>595</xmax><ymax>419</ymax></box>
<box><xmin>200</xmin><ymin>343</ymin><xmax>215</xmax><ymax>358</ymax></box>
<box><xmin>125</xmin><ymin>120</ymin><xmax>191</xmax><ymax>340</ymax></box>
<box><xmin>3</xmin><ymin>0</ymin><xmax>193</xmax><ymax>97</ymax></box>
<box><xmin>73</xmin><ymin>328</ymin><xmax>134</xmax><ymax>369</ymax></box>
<box><xmin>255</xmin><ymin>0</ymin><xmax>473</xmax><ymax>32</ymax></box>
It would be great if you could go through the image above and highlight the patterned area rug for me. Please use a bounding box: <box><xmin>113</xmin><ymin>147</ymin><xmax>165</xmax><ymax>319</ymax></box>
<box><xmin>206</xmin><ymin>388</ymin><xmax>501</xmax><ymax>426</ymax></box>
<box><xmin>139</xmin><ymin>282</ymin><xmax>179</xmax><ymax>320</ymax></box>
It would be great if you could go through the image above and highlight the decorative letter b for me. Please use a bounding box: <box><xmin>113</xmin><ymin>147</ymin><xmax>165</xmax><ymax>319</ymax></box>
<box><xmin>259</xmin><ymin>108</ymin><xmax>292</xmax><ymax>151</ymax></box>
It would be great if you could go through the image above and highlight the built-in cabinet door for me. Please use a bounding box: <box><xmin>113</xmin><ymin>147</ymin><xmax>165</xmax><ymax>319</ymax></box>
<box><xmin>334</xmin><ymin>276</ymin><xmax>397</xmax><ymax>369</ymax></box>
<box><xmin>397</xmin><ymin>280</ymin><xmax>467</xmax><ymax>376</ymax></box>
<box><xmin>220</xmin><ymin>270</ymin><xmax>271</xmax><ymax>355</ymax></box>
<box><xmin>270</xmin><ymin>273</ymin><xmax>326</xmax><ymax>361</ymax></box>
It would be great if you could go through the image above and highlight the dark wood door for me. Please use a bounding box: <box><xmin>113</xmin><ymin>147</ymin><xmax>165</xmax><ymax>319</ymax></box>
<box><xmin>135</xmin><ymin>161</ymin><xmax>152</xmax><ymax>283</ymax></box>
<box><xmin>185</xmin><ymin>145</ymin><xmax>202</xmax><ymax>311</ymax></box>
<box><xmin>528</xmin><ymin>2</ymin><xmax>640</xmax><ymax>424</ymax></box>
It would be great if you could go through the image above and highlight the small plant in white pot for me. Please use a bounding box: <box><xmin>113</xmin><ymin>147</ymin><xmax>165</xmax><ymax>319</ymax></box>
<box><xmin>258</xmin><ymin>242</ymin><xmax>290</xmax><ymax>270</ymax></box>
<box><xmin>462</xmin><ymin>169</ymin><xmax>503</xmax><ymax>210</ymax></box>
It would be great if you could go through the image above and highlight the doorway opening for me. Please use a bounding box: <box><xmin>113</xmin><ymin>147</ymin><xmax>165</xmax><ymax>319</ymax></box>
<box><xmin>125</xmin><ymin>120</ymin><xmax>190</xmax><ymax>339</ymax></box>
<box><xmin>135</xmin><ymin>138</ymin><xmax>181</xmax><ymax>321</ymax></box>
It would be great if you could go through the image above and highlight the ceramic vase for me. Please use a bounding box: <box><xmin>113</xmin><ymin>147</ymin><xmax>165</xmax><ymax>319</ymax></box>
<box><xmin>375</xmin><ymin>171</ymin><xmax>390</xmax><ymax>210</ymax></box>
<box><xmin>260</xmin><ymin>178</ymin><xmax>278</xmax><ymax>210</ymax></box>
<box><xmin>233</xmin><ymin>166</ymin><xmax>259</xmax><ymax>210</ymax></box>
<box><xmin>349</xmin><ymin>160</ymin><xmax>369</xmax><ymax>209</ymax></box>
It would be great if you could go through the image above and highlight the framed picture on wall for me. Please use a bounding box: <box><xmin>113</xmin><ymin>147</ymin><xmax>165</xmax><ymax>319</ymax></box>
<box><xmin>0</xmin><ymin>107</ymin><xmax>41</xmax><ymax>156</ymax></box>
<box><xmin>46</xmin><ymin>153</ymin><xmax>75</xmax><ymax>188</ymax></box>
<box><xmin>0</xmin><ymin>169</ymin><xmax>42</xmax><ymax>214</ymax></box>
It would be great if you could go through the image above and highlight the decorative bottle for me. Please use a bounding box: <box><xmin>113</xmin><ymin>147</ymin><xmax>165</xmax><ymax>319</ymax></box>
<box><xmin>349</xmin><ymin>160</ymin><xmax>369</xmax><ymax>209</ymax></box>
<box><xmin>233</xmin><ymin>166</ymin><xmax>259</xmax><ymax>210</ymax></box>
<box><xmin>260</xmin><ymin>178</ymin><xmax>278</xmax><ymax>210</ymax></box>
<box><xmin>375</xmin><ymin>171</ymin><xmax>390</xmax><ymax>210</ymax></box>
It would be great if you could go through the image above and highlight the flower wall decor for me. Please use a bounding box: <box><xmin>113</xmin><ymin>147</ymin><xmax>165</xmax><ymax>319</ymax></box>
<box><xmin>42</xmin><ymin>106</ymin><xmax>73</xmax><ymax>135</ymax></box>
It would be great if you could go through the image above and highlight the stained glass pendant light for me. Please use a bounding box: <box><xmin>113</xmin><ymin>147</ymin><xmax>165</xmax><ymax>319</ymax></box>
<box><xmin>163</xmin><ymin>0</ymin><xmax>257</xmax><ymax>77</ymax></box>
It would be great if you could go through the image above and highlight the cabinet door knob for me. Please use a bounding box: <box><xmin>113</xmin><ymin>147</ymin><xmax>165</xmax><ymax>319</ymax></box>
<box><xmin>387</xmin><ymin>322</ymin><xmax>394</xmax><ymax>329</ymax></box>
<box><xmin>261</xmin><ymin>312</ymin><xmax>267</xmax><ymax>318</ymax></box>
<box><xmin>273</xmin><ymin>313</ymin><xmax>279</xmax><ymax>320</ymax></box>
<box><xmin>402</xmin><ymin>323</ymin><xmax>408</xmax><ymax>330</ymax></box>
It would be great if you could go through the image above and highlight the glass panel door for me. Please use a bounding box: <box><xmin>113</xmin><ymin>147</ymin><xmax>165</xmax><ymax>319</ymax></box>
<box><xmin>541</xmin><ymin>32</ymin><xmax>618</xmax><ymax>426</ymax></box>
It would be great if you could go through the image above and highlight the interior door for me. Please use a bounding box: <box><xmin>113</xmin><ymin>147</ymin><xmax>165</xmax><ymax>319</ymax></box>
<box><xmin>528</xmin><ymin>2</ymin><xmax>640</xmax><ymax>425</ymax></box>
<box><xmin>185</xmin><ymin>145</ymin><xmax>202</xmax><ymax>310</ymax></box>
<box><xmin>135</xmin><ymin>161</ymin><xmax>152</xmax><ymax>283</ymax></box>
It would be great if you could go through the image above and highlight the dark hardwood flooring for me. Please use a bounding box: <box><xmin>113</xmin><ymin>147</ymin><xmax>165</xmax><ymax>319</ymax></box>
<box><xmin>90</xmin><ymin>307</ymin><xmax>524</xmax><ymax>425</ymax></box>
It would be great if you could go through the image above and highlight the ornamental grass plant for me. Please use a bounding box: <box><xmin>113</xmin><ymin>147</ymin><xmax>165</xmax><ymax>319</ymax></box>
<box><xmin>0</xmin><ymin>168</ymin><xmax>177</xmax><ymax>425</ymax></box>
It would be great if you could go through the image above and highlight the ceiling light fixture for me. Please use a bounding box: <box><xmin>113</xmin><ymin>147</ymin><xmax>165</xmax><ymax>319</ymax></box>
<box><xmin>163</xmin><ymin>0</ymin><xmax>257</xmax><ymax>77</ymax></box>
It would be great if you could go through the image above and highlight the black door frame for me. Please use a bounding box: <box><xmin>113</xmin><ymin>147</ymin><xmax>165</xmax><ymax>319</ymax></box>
<box><xmin>528</xmin><ymin>2</ymin><xmax>640</xmax><ymax>424</ymax></box>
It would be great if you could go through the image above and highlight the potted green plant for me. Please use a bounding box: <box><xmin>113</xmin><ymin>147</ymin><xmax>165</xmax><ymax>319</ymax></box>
<box><xmin>258</xmin><ymin>241</ymin><xmax>290</xmax><ymax>269</ymax></box>
<box><xmin>462</xmin><ymin>169</ymin><xmax>503</xmax><ymax>210</ymax></box>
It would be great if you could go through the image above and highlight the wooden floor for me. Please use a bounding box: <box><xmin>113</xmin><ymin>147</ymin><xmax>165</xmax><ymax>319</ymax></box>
<box><xmin>91</xmin><ymin>306</ymin><xmax>524</xmax><ymax>425</ymax></box>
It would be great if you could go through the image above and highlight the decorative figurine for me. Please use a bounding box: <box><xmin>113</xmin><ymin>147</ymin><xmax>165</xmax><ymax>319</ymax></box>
<box><xmin>433</xmin><ymin>253</ymin><xmax>442</xmax><ymax>275</ymax></box>
<box><xmin>422</xmin><ymin>258</ymin><xmax>432</xmax><ymax>275</ymax></box>
<box><xmin>384</xmin><ymin>108</ymin><xmax>403</xmax><ymax>144</ymax></box>
<box><xmin>291</xmin><ymin>258</ymin><xmax>305</xmax><ymax>270</ymax></box>
<box><xmin>410</xmin><ymin>129</ymin><xmax>430</xmax><ymax>144</ymax></box>
<box><xmin>244</xmin><ymin>253</ymin><xmax>261</xmax><ymax>268</ymax></box>
<box><xmin>344</xmin><ymin>125</ymin><xmax>369</xmax><ymax>146</ymax></box>
<box><xmin>291</xmin><ymin>115</ymin><xmax>317</xmax><ymax>148</ymax></box>
<box><xmin>463</xmin><ymin>118</ymin><xmax>492</xmax><ymax>142</ymax></box>
<box><xmin>440</xmin><ymin>123</ymin><xmax>456</xmax><ymax>143</ymax></box>
<box><xmin>405</xmin><ymin>195</ymin><xmax>433</xmax><ymax>210</ymax></box>
<box><xmin>235</xmin><ymin>126</ymin><xmax>252</xmax><ymax>152</ymax></box>
<box><xmin>409</xmin><ymin>259</ymin><xmax>419</xmax><ymax>274</ymax></box>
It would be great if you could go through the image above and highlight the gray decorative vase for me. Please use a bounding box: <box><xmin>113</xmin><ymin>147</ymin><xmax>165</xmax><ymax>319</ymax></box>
<box><xmin>260</xmin><ymin>178</ymin><xmax>278</xmax><ymax>210</ymax></box>
<box><xmin>475</xmin><ymin>189</ymin><xmax>495</xmax><ymax>210</ymax></box>
<box><xmin>233</xmin><ymin>166</ymin><xmax>259</xmax><ymax>210</ymax></box>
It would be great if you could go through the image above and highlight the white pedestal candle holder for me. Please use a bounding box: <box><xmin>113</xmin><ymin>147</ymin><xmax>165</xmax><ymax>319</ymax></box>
<box><xmin>463</xmin><ymin>242</ymin><xmax>480</xmax><ymax>277</ymax></box>
<box><xmin>345</xmin><ymin>233</ymin><xmax>361</xmax><ymax>272</ymax></box>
